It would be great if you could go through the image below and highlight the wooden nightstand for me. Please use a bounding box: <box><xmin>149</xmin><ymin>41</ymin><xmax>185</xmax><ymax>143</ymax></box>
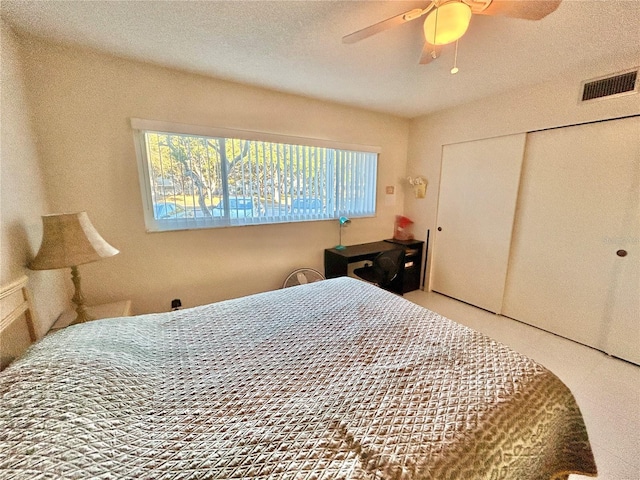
<box><xmin>50</xmin><ymin>300</ymin><xmax>132</xmax><ymax>332</ymax></box>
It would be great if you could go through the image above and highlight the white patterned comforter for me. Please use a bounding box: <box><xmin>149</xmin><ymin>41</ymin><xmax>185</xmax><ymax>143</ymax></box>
<box><xmin>0</xmin><ymin>277</ymin><xmax>596</xmax><ymax>479</ymax></box>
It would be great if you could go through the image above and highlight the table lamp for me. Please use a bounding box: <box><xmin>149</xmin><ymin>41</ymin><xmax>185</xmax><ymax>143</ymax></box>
<box><xmin>28</xmin><ymin>212</ymin><xmax>119</xmax><ymax>324</ymax></box>
<box><xmin>336</xmin><ymin>216</ymin><xmax>351</xmax><ymax>250</ymax></box>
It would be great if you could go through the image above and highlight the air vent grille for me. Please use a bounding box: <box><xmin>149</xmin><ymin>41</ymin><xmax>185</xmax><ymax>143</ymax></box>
<box><xmin>581</xmin><ymin>70</ymin><xmax>638</xmax><ymax>101</ymax></box>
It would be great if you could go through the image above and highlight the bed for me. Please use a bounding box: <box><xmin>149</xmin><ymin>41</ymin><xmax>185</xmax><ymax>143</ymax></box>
<box><xmin>0</xmin><ymin>276</ymin><xmax>596</xmax><ymax>479</ymax></box>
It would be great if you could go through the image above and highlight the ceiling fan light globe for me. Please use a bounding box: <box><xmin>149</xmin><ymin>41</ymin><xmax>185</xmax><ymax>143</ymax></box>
<box><xmin>424</xmin><ymin>1</ymin><xmax>472</xmax><ymax>46</ymax></box>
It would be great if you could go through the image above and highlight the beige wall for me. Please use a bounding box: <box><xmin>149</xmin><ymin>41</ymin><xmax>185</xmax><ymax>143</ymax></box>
<box><xmin>16</xmin><ymin>35</ymin><xmax>410</xmax><ymax>314</ymax></box>
<box><xmin>9</xmin><ymin>28</ymin><xmax>636</xmax><ymax>320</ymax></box>
<box><xmin>0</xmin><ymin>21</ymin><xmax>68</xmax><ymax>362</ymax></box>
<box><xmin>405</xmin><ymin>54</ymin><xmax>640</xmax><ymax>287</ymax></box>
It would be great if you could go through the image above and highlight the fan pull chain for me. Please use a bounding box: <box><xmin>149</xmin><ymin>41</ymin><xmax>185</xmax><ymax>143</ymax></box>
<box><xmin>451</xmin><ymin>39</ymin><xmax>460</xmax><ymax>74</ymax></box>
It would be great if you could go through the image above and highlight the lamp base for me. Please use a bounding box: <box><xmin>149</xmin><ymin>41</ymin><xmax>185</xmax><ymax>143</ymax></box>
<box><xmin>335</xmin><ymin>245</ymin><xmax>346</xmax><ymax>250</ymax></box>
<box><xmin>70</xmin><ymin>265</ymin><xmax>95</xmax><ymax>325</ymax></box>
<box><xmin>72</xmin><ymin>304</ymin><xmax>95</xmax><ymax>325</ymax></box>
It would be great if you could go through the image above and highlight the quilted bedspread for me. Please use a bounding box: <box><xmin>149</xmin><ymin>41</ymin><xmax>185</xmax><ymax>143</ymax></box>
<box><xmin>1</xmin><ymin>277</ymin><xmax>596</xmax><ymax>479</ymax></box>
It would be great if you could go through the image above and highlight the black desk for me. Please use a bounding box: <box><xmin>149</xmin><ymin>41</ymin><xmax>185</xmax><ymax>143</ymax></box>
<box><xmin>324</xmin><ymin>239</ymin><xmax>424</xmax><ymax>294</ymax></box>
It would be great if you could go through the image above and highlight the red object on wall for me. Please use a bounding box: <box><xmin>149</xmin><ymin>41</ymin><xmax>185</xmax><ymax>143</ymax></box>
<box><xmin>393</xmin><ymin>215</ymin><xmax>414</xmax><ymax>241</ymax></box>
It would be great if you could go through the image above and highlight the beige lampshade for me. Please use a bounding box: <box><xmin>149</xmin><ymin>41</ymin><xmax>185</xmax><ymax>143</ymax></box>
<box><xmin>29</xmin><ymin>212</ymin><xmax>119</xmax><ymax>270</ymax></box>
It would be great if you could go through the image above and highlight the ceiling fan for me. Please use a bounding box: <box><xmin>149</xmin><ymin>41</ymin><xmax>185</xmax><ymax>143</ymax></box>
<box><xmin>343</xmin><ymin>0</ymin><xmax>562</xmax><ymax>65</ymax></box>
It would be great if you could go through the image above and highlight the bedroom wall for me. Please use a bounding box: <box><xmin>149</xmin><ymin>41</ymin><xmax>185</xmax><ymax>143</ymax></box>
<box><xmin>0</xmin><ymin>21</ymin><xmax>69</xmax><ymax>358</ymax></box>
<box><xmin>14</xmin><ymin>34</ymin><xmax>410</xmax><ymax>315</ymax></box>
<box><xmin>405</xmin><ymin>53</ymin><xmax>640</xmax><ymax>287</ymax></box>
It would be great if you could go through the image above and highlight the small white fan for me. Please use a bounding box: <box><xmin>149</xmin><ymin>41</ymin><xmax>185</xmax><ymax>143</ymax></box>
<box><xmin>282</xmin><ymin>268</ymin><xmax>325</xmax><ymax>288</ymax></box>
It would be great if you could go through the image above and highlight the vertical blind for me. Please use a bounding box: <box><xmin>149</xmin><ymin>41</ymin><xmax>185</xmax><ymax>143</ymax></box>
<box><xmin>133</xmin><ymin>122</ymin><xmax>378</xmax><ymax>231</ymax></box>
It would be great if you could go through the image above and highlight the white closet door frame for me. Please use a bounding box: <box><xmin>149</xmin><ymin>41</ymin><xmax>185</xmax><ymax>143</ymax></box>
<box><xmin>431</xmin><ymin>134</ymin><xmax>526</xmax><ymax>313</ymax></box>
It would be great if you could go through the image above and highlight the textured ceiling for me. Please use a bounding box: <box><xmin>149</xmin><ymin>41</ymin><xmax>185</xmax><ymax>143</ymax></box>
<box><xmin>2</xmin><ymin>0</ymin><xmax>639</xmax><ymax>118</ymax></box>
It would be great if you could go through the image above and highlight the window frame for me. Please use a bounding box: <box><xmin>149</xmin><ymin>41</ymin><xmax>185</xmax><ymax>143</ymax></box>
<box><xmin>131</xmin><ymin>118</ymin><xmax>380</xmax><ymax>232</ymax></box>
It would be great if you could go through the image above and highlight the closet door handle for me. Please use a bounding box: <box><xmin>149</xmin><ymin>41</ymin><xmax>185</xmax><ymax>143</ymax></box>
<box><xmin>437</xmin><ymin>227</ymin><xmax>442</xmax><ymax>231</ymax></box>
<box><xmin>616</xmin><ymin>250</ymin><xmax>627</xmax><ymax>257</ymax></box>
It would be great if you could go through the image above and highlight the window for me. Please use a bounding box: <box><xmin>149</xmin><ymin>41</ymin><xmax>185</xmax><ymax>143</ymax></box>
<box><xmin>132</xmin><ymin>119</ymin><xmax>379</xmax><ymax>232</ymax></box>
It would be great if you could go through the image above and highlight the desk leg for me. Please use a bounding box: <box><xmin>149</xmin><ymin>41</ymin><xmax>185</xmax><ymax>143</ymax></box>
<box><xmin>325</xmin><ymin>251</ymin><xmax>349</xmax><ymax>278</ymax></box>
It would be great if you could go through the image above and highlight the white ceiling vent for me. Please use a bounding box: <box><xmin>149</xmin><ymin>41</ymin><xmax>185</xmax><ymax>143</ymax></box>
<box><xmin>580</xmin><ymin>68</ymin><xmax>639</xmax><ymax>102</ymax></box>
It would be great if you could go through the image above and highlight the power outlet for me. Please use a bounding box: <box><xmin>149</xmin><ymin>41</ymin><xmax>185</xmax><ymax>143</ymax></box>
<box><xmin>171</xmin><ymin>299</ymin><xmax>182</xmax><ymax>311</ymax></box>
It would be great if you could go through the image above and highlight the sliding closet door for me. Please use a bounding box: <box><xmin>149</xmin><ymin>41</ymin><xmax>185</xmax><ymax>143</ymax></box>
<box><xmin>431</xmin><ymin>134</ymin><xmax>526</xmax><ymax>313</ymax></box>
<box><xmin>502</xmin><ymin>116</ymin><xmax>639</xmax><ymax>364</ymax></box>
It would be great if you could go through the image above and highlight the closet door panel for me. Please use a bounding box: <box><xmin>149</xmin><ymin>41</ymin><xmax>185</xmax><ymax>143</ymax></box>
<box><xmin>431</xmin><ymin>134</ymin><xmax>526</xmax><ymax>313</ymax></box>
<box><xmin>502</xmin><ymin>116</ymin><xmax>639</xmax><ymax>362</ymax></box>
<box><xmin>602</xmin><ymin>118</ymin><xmax>639</xmax><ymax>363</ymax></box>
<box><xmin>605</xmin><ymin>228</ymin><xmax>640</xmax><ymax>364</ymax></box>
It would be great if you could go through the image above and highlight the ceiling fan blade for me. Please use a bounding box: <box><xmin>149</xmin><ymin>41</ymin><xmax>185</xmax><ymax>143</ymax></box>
<box><xmin>475</xmin><ymin>0</ymin><xmax>562</xmax><ymax>20</ymax></box>
<box><xmin>419</xmin><ymin>42</ymin><xmax>442</xmax><ymax>64</ymax></box>
<box><xmin>342</xmin><ymin>6</ymin><xmax>432</xmax><ymax>44</ymax></box>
